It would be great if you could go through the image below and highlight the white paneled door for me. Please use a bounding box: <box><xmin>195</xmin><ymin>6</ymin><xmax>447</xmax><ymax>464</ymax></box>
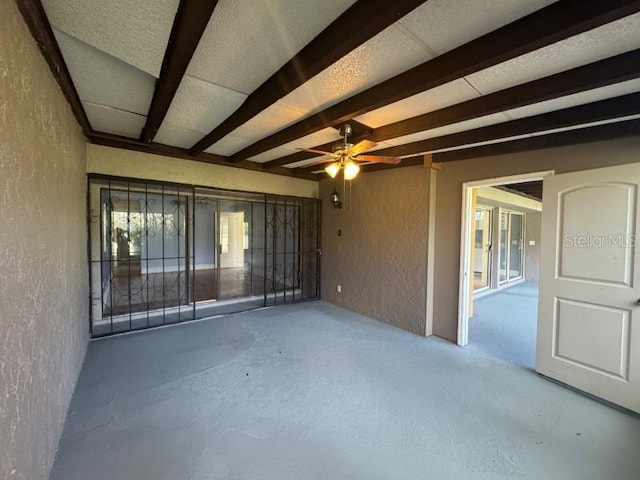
<box><xmin>538</xmin><ymin>163</ymin><xmax>640</xmax><ymax>413</ymax></box>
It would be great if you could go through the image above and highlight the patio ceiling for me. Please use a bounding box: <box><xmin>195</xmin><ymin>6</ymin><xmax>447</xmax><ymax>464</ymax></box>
<box><xmin>17</xmin><ymin>0</ymin><xmax>640</xmax><ymax>179</ymax></box>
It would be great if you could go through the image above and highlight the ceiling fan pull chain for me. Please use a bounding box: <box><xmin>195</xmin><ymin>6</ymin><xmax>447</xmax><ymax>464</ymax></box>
<box><xmin>343</xmin><ymin>174</ymin><xmax>347</xmax><ymax>210</ymax></box>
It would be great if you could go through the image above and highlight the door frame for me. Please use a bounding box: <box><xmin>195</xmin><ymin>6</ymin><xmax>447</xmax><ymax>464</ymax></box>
<box><xmin>457</xmin><ymin>170</ymin><xmax>554</xmax><ymax>346</ymax></box>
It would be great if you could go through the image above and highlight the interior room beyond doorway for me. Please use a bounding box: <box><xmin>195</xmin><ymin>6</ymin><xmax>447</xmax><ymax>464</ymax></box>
<box><xmin>468</xmin><ymin>181</ymin><xmax>543</xmax><ymax>366</ymax></box>
<box><xmin>459</xmin><ymin>172</ymin><xmax>550</xmax><ymax>362</ymax></box>
<box><xmin>471</xmin><ymin>183</ymin><xmax>542</xmax><ymax>298</ymax></box>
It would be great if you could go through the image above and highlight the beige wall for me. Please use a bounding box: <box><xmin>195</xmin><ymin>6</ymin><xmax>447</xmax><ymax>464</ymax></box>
<box><xmin>434</xmin><ymin>137</ymin><xmax>640</xmax><ymax>341</ymax></box>
<box><xmin>319</xmin><ymin>138</ymin><xmax>640</xmax><ymax>342</ymax></box>
<box><xmin>87</xmin><ymin>144</ymin><xmax>319</xmax><ymax>198</ymax></box>
<box><xmin>320</xmin><ymin>166</ymin><xmax>433</xmax><ymax>335</ymax></box>
<box><xmin>0</xmin><ymin>3</ymin><xmax>89</xmax><ymax>480</ymax></box>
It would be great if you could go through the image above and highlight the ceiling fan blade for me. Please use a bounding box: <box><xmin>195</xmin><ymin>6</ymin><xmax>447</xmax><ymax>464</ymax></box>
<box><xmin>355</xmin><ymin>155</ymin><xmax>402</xmax><ymax>165</ymax></box>
<box><xmin>295</xmin><ymin>147</ymin><xmax>333</xmax><ymax>156</ymax></box>
<box><xmin>349</xmin><ymin>139</ymin><xmax>377</xmax><ymax>155</ymax></box>
<box><xmin>298</xmin><ymin>157</ymin><xmax>336</xmax><ymax>168</ymax></box>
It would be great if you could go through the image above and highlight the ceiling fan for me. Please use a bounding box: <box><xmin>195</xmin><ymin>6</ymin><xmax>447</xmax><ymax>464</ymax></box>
<box><xmin>296</xmin><ymin>123</ymin><xmax>401</xmax><ymax>180</ymax></box>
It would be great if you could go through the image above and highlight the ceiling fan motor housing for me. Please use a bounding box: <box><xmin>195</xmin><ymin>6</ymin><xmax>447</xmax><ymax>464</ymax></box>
<box><xmin>339</xmin><ymin>123</ymin><xmax>352</xmax><ymax>137</ymax></box>
<box><xmin>333</xmin><ymin>143</ymin><xmax>353</xmax><ymax>157</ymax></box>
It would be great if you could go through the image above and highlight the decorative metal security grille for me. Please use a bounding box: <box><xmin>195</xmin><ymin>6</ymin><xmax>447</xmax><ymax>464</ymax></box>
<box><xmin>88</xmin><ymin>175</ymin><xmax>320</xmax><ymax>337</ymax></box>
<box><xmin>265</xmin><ymin>197</ymin><xmax>319</xmax><ymax>305</ymax></box>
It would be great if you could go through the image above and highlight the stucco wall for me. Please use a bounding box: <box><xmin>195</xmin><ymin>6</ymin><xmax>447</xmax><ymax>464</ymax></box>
<box><xmin>320</xmin><ymin>166</ymin><xmax>432</xmax><ymax>336</ymax></box>
<box><xmin>0</xmin><ymin>2</ymin><xmax>89</xmax><ymax>479</ymax></box>
<box><xmin>87</xmin><ymin>144</ymin><xmax>319</xmax><ymax>199</ymax></box>
<box><xmin>434</xmin><ymin>137</ymin><xmax>640</xmax><ymax>341</ymax></box>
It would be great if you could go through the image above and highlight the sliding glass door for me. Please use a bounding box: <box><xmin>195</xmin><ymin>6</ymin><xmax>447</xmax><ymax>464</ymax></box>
<box><xmin>91</xmin><ymin>182</ymin><xmax>192</xmax><ymax>335</ymax></box>
<box><xmin>473</xmin><ymin>206</ymin><xmax>492</xmax><ymax>292</ymax></box>
<box><xmin>89</xmin><ymin>177</ymin><xmax>320</xmax><ymax>337</ymax></box>
<box><xmin>499</xmin><ymin>211</ymin><xmax>524</xmax><ymax>284</ymax></box>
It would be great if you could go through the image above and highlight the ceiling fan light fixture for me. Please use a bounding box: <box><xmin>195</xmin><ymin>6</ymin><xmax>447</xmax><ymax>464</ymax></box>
<box><xmin>325</xmin><ymin>162</ymin><xmax>340</xmax><ymax>178</ymax></box>
<box><xmin>343</xmin><ymin>160</ymin><xmax>360</xmax><ymax>180</ymax></box>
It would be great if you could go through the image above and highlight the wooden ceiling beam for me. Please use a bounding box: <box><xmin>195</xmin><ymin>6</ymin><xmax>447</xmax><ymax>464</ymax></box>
<box><xmin>498</xmin><ymin>183</ymin><xmax>543</xmax><ymax>200</ymax></box>
<box><xmin>87</xmin><ymin>132</ymin><xmax>318</xmax><ymax>181</ymax></box>
<box><xmin>229</xmin><ymin>0</ymin><xmax>640</xmax><ymax>162</ymax></box>
<box><xmin>140</xmin><ymin>0</ymin><xmax>219</xmax><ymax>143</ymax></box>
<box><xmin>371</xmin><ymin>49</ymin><xmax>640</xmax><ymax>142</ymax></box>
<box><xmin>189</xmin><ymin>0</ymin><xmax>427</xmax><ymax>155</ymax></box>
<box><xmin>313</xmin><ymin>118</ymin><xmax>640</xmax><ymax>176</ymax></box>
<box><xmin>263</xmin><ymin>132</ymin><xmax>371</xmax><ymax>169</ymax></box>
<box><xmin>268</xmin><ymin>121</ymin><xmax>374</xmax><ymax>171</ymax></box>
<box><xmin>356</xmin><ymin>92</ymin><xmax>640</xmax><ymax>159</ymax></box>
<box><xmin>16</xmin><ymin>0</ymin><xmax>92</xmax><ymax>133</ymax></box>
<box><xmin>358</xmin><ymin>156</ymin><xmax>425</xmax><ymax>173</ymax></box>
<box><xmin>268</xmin><ymin>48</ymin><xmax>640</xmax><ymax>169</ymax></box>
<box><xmin>431</xmin><ymin>118</ymin><xmax>640</xmax><ymax>163</ymax></box>
<box><xmin>297</xmin><ymin>92</ymin><xmax>640</xmax><ymax>173</ymax></box>
<box><xmin>506</xmin><ymin>183</ymin><xmax>542</xmax><ymax>193</ymax></box>
<box><xmin>334</xmin><ymin>120</ymin><xmax>373</xmax><ymax>137</ymax></box>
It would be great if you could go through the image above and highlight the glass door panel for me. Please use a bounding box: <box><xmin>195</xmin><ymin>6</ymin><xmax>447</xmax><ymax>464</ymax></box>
<box><xmin>250</xmin><ymin>202</ymin><xmax>266</xmax><ymax>297</ymax></box>
<box><xmin>192</xmin><ymin>192</ymin><xmax>265</xmax><ymax>318</ymax></box>
<box><xmin>95</xmin><ymin>185</ymin><xmax>190</xmax><ymax>335</ymax></box>
<box><xmin>143</xmin><ymin>189</ymin><xmax>189</xmax><ymax>324</ymax></box>
<box><xmin>499</xmin><ymin>211</ymin><xmax>508</xmax><ymax>283</ymax></box>
<box><xmin>498</xmin><ymin>210</ymin><xmax>525</xmax><ymax>285</ymax></box>
<box><xmin>265</xmin><ymin>197</ymin><xmax>319</xmax><ymax>306</ymax></box>
<box><xmin>473</xmin><ymin>207</ymin><xmax>492</xmax><ymax>291</ymax></box>
<box><xmin>218</xmin><ymin>199</ymin><xmax>251</xmax><ymax>300</ymax></box>
<box><xmin>193</xmin><ymin>197</ymin><xmax>218</xmax><ymax>303</ymax></box>
<box><xmin>103</xmin><ymin>191</ymin><xmax>143</xmax><ymax>317</ymax></box>
<box><xmin>508</xmin><ymin>213</ymin><xmax>524</xmax><ymax>280</ymax></box>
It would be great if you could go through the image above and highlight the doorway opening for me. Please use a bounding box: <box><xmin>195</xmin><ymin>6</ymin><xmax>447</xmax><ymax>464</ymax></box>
<box><xmin>458</xmin><ymin>171</ymin><xmax>552</xmax><ymax>368</ymax></box>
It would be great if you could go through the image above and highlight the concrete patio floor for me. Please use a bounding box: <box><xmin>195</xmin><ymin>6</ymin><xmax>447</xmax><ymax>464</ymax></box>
<box><xmin>50</xmin><ymin>300</ymin><xmax>640</xmax><ymax>480</ymax></box>
<box><xmin>470</xmin><ymin>282</ymin><xmax>539</xmax><ymax>369</ymax></box>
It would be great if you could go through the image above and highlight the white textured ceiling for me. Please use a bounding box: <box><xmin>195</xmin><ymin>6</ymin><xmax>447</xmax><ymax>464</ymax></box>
<box><xmin>354</xmin><ymin>78</ymin><xmax>482</xmax><ymax>128</ymax></box>
<box><xmin>54</xmin><ymin>29</ymin><xmax>156</xmax><ymax>116</ymax></box>
<box><xmin>427</xmin><ymin>116</ymin><xmax>640</xmax><ymax>155</ymax></box>
<box><xmin>276</xmin><ymin>24</ymin><xmax>431</xmax><ymax>118</ymax></box>
<box><xmin>398</xmin><ymin>0</ymin><xmax>556</xmax><ymax>55</ymax></box>
<box><xmin>206</xmin><ymin>103</ymin><xmax>307</xmax><ymax>155</ymax></box>
<box><xmin>163</xmin><ymin>76</ymin><xmax>247</xmax><ymax>134</ymax></box>
<box><xmin>503</xmin><ymin>79</ymin><xmax>640</xmax><ymax>120</ymax></box>
<box><xmin>83</xmin><ymin>102</ymin><xmax>146</xmax><ymax>138</ymax></box>
<box><xmin>187</xmin><ymin>0</ymin><xmax>356</xmax><ymax>94</ymax></box>
<box><xmin>380</xmin><ymin>113</ymin><xmax>513</xmax><ymax>148</ymax></box>
<box><xmin>247</xmin><ymin>128</ymin><xmax>345</xmax><ymax>163</ymax></box>
<box><xmin>204</xmin><ymin>135</ymin><xmax>249</xmax><ymax>157</ymax></box>
<box><xmin>40</xmin><ymin>0</ymin><xmax>640</xmax><ymax>170</ymax></box>
<box><xmin>154</xmin><ymin>122</ymin><xmax>205</xmax><ymax>150</ymax></box>
<box><xmin>466</xmin><ymin>12</ymin><xmax>640</xmax><ymax>95</ymax></box>
<box><xmin>42</xmin><ymin>0</ymin><xmax>178</xmax><ymax>77</ymax></box>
